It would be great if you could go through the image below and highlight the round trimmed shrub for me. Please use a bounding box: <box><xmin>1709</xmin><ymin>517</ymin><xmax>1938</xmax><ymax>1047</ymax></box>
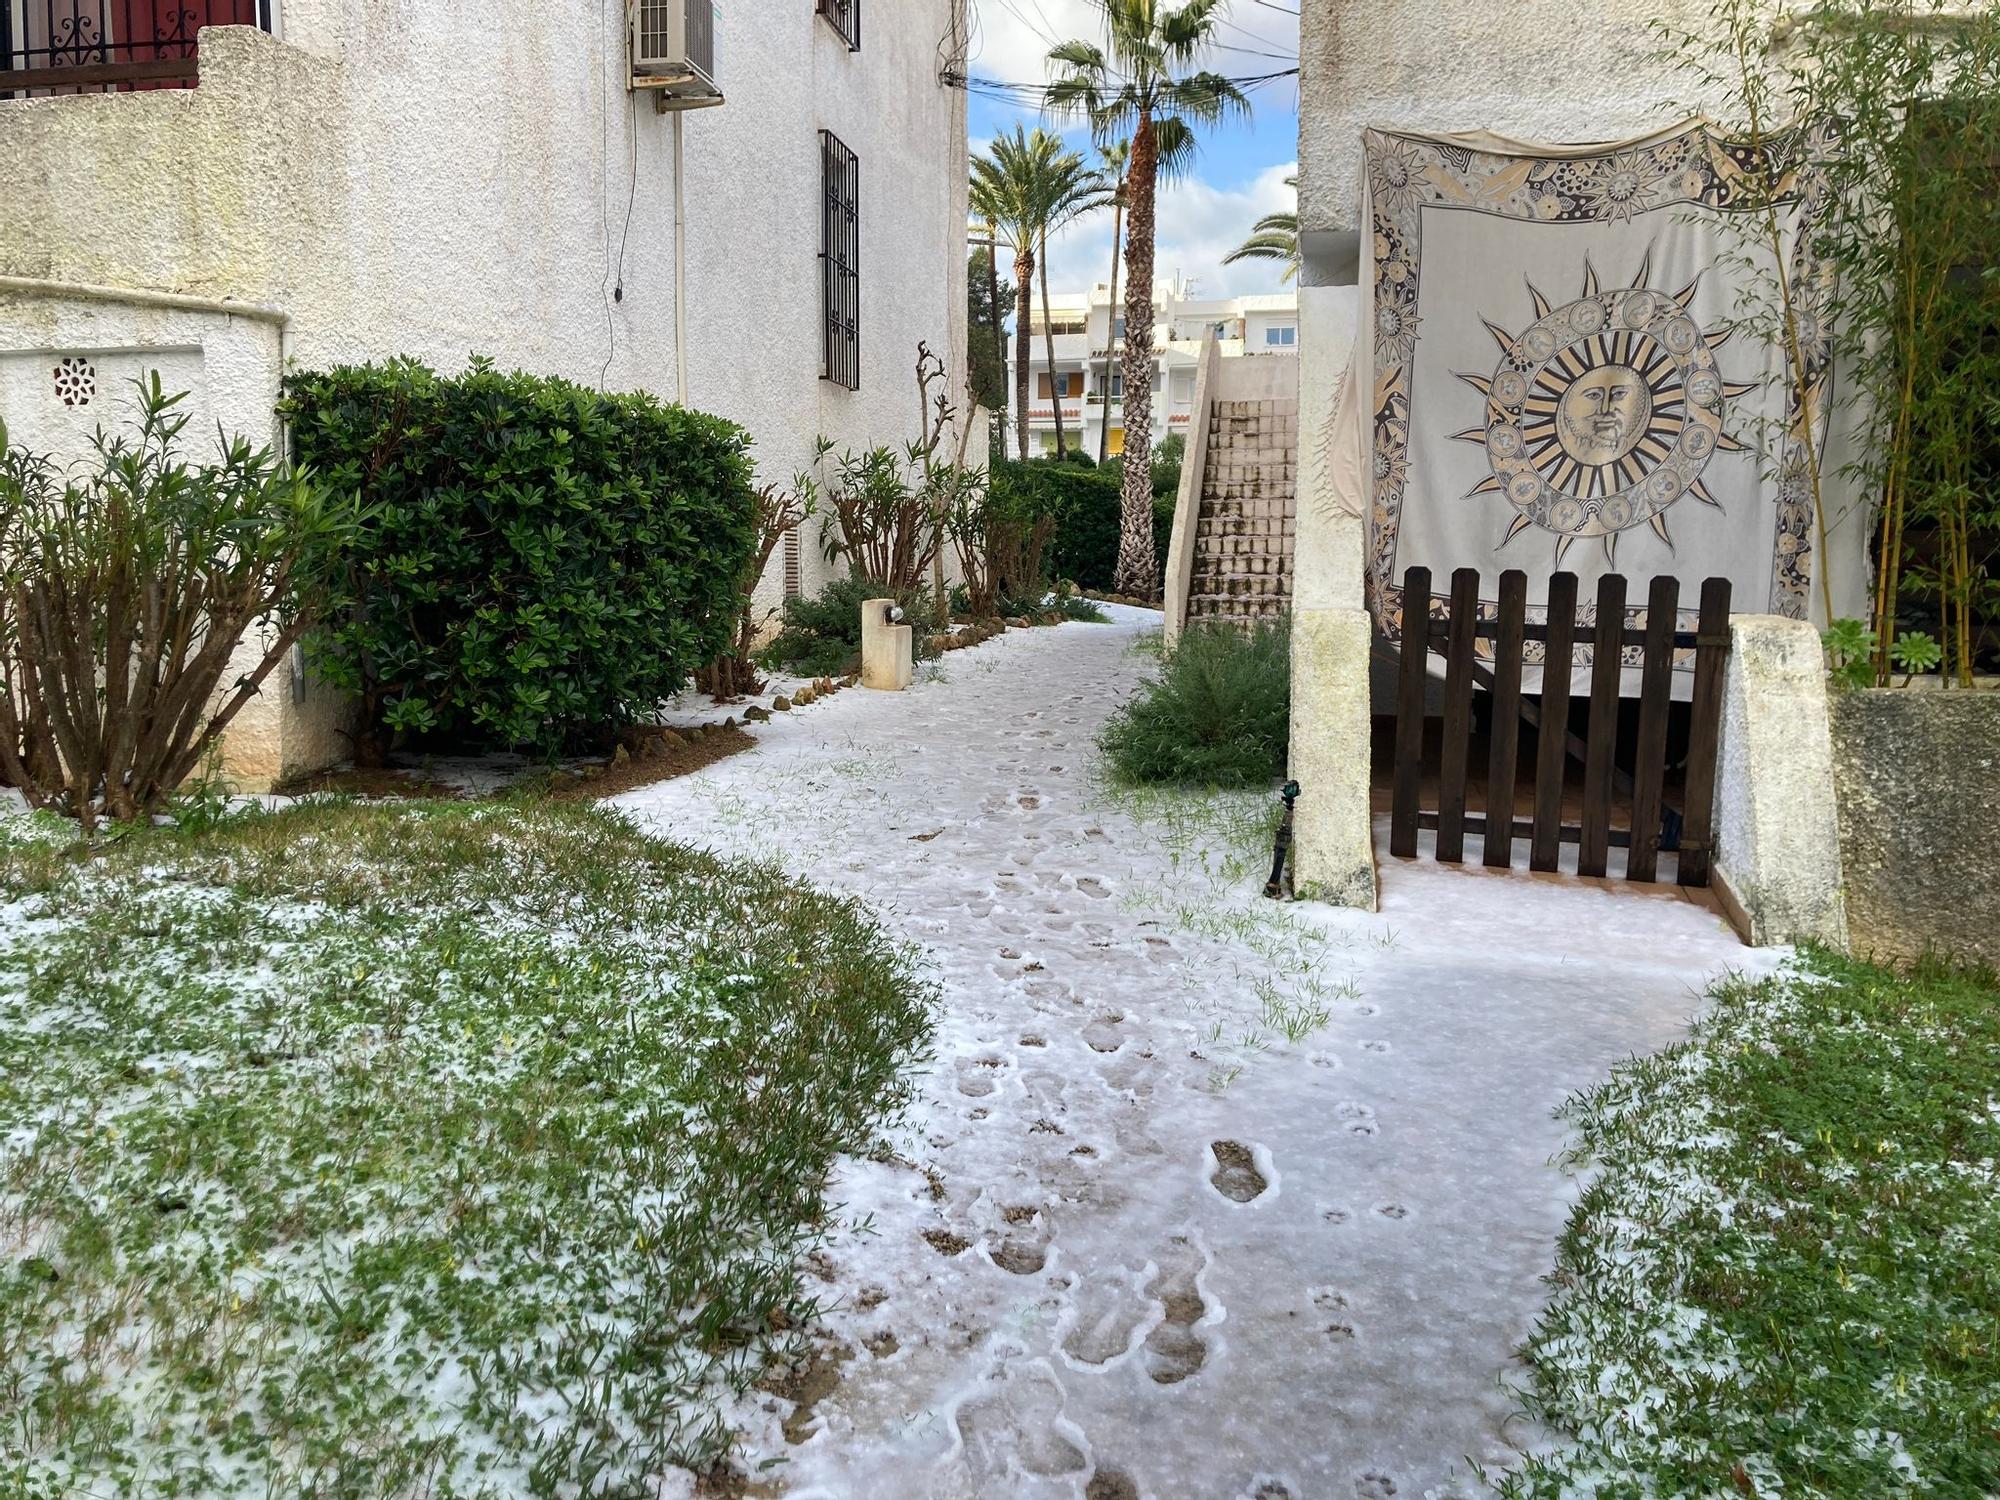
<box><xmin>284</xmin><ymin>358</ymin><xmax>755</xmax><ymax>760</ymax></box>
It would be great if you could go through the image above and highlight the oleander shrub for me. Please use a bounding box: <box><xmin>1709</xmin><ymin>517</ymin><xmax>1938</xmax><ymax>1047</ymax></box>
<box><xmin>1099</xmin><ymin>617</ymin><xmax>1291</xmax><ymax>786</ymax></box>
<box><xmin>0</xmin><ymin>378</ymin><xmax>355</xmax><ymax>826</ymax></box>
<box><xmin>283</xmin><ymin>358</ymin><xmax>755</xmax><ymax>761</ymax></box>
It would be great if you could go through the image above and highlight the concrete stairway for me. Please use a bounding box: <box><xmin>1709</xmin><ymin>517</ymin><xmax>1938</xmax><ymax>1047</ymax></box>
<box><xmin>1163</xmin><ymin>338</ymin><xmax>1300</xmax><ymax>641</ymax></box>
<box><xmin>1183</xmin><ymin>395</ymin><xmax>1297</xmax><ymax>629</ymax></box>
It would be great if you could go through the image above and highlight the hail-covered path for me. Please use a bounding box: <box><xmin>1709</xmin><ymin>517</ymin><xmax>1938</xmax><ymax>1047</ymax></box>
<box><xmin>615</xmin><ymin>606</ymin><xmax>1776</xmax><ymax>1500</ymax></box>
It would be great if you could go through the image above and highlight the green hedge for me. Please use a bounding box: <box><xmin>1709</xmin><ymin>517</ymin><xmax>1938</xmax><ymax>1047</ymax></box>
<box><xmin>991</xmin><ymin>458</ymin><xmax>1178</xmax><ymax>594</ymax></box>
<box><xmin>283</xmin><ymin>358</ymin><xmax>755</xmax><ymax>758</ymax></box>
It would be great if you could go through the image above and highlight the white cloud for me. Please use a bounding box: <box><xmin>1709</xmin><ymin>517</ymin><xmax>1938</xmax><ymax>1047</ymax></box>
<box><xmin>995</xmin><ymin>159</ymin><xmax>1298</xmax><ymax>306</ymax></box>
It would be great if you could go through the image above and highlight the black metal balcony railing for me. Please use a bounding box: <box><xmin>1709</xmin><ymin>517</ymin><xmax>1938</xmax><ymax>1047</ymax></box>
<box><xmin>0</xmin><ymin>1</ymin><xmax>274</xmax><ymax>98</ymax></box>
<box><xmin>816</xmin><ymin>0</ymin><xmax>859</xmax><ymax>51</ymax></box>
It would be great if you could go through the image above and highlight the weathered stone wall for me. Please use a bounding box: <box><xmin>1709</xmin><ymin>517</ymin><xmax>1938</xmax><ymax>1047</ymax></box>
<box><xmin>1829</xmin><ymin>688</ymin><xmax>2000</xmax><ymax>968</ymax></box>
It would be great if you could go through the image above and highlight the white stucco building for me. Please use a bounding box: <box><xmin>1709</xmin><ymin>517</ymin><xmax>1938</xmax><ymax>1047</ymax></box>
<box><xmin>0</xmin><ymin>0</ymin><xmax>969</xmax><ymax>784</ymax></box>
<box><xmin>1015</xmin><ymin>276</ymin><xmax>1297</xmax><ymax>460</ymax></box>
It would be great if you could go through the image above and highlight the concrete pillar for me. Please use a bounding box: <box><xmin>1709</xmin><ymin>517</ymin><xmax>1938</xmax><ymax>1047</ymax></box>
<box><xmin>1289</xmin><ymin>606</ymin><xmax>1377</xmax><ymax>908</ymax></box>
<box><xmin>1712</xmin><ymin>615</ymin><xmax>1848</xmax><ymax>948</ymax></box>
<box><xmin>860</xmin><ymin>598</ymin><xmax>913</xmax><ymax>691</ymax></box>
<box><xmin>1287</xmin><ymin>284</ymin><xmax>1375</xmax><ymax>909</ymax></box>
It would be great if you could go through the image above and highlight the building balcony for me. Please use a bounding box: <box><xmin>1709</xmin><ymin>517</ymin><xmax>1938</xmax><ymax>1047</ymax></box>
<box><xmin>0</xmin><ymin>1</ymin><xmax>272</xmax><ymax>97</ymax></box>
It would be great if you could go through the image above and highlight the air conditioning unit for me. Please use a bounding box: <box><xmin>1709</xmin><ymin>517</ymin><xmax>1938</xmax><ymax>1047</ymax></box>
<box><xmin>630</xmin><ymin>0</ymin><xmax>722</xmax><ymax>105</ymax></box>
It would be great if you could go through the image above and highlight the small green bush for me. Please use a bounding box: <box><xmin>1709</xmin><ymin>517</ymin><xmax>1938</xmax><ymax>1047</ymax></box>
<box><xmin>758</xmin><ymin>575</ymin><xmax>936</xmax><ymax>677</ymax></box>
<box><xmin>1099</xmin><ymin>618</ymin><xmax>1290</xmax><ymax>786</ymax></box>
<box><xmin>283</xmin><ymin>358</ymin><xmax>755</xmax><ymax>759</ymax></box>
<box><xmin>989</xmin><ymin>458</ymin><xmax>1182</xmax><ymax>598</ymax></box>
<box><xmin>990</xmin><ymin>460</ymin><xmax>1122</xmax><ymax>591</ymax></box>
<box><xmin>1151</xmin><ymin>432</ymin><xmax>1186</xmax><ymax>498</ymax></box>
<box><xmin>1053</xmin><ymin>591</ymin><xmax>1111</xmax><ymax>622</ymax></box>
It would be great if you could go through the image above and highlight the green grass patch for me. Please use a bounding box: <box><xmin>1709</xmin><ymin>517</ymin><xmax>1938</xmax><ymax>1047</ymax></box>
<box><xmin>0</xmin><ymin>799</ymin><xmax>934</xmax><ymax>1497</ymax></box>
<box><xmin>1504</xmin><ymin>949</ymin><xmax>2000</xmax><ymax>1498</ymax></box>
<box><xmin>1098</xmin><ymin>618</ymin><xmax>1290</xmax><ymax>788</ymax></box>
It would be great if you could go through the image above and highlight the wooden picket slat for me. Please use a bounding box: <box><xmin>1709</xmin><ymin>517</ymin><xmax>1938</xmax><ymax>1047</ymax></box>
<box><xmin>1434</xmin><ymin>568</ymin><xmax>1481</xmax><ymax>863</ymax></box>
<box><xmin>1530</xmin><ymin>571</ymin><xmax>1578</xmax><ymax>873</ymax></box>
<box><xmin>1482</xmin><ymin>570</ymin><xmax>1527</xmax><ymax>869</ymax></box>
<box><xmin>1626</xmin><ymin>575</ymin><xmax>1680</xmax><ymax>883</ymax></box>
<box><xmin>1677</xmin><ymin>576</ymin><xmax>1733</xmax><ymax>888</ymax></box>
<box><xmin>1389</xmin><ymin>567</ymin><xmax>1432</xmax><ymax>859</ymax></box>
<box><xmin>1578</xmin><ymin>572</ymin><xmax>1627</xmax><ymax>879</ymax></box>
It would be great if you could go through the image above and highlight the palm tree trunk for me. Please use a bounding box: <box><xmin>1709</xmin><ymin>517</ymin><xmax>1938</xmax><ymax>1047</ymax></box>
<box><xmin>1098</xmin><ymin>193</ymin><xmax>1123</xmax><ymax>466</ymax></box>
<box><xmin>1040</xmin><ymin>227</ymin><xmax>1067</xmax><ymax>460</ymax></box>
<box><xmin>1115</xmin><ymin>114</ymin><xmax>1161</xmax><ymax>598</ymax></box>
<box><xmin>1013</xmin><ymin>247</ymin><xmax>1035</xmax><ymax>463</ymax></box>
<box><xmin>986</xmin><ymin>217</ymin><xmax>1005</xmax><ymax>454</ymax></box>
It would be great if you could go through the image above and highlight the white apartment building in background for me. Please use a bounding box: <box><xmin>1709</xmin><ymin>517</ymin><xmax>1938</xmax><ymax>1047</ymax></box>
<box><xmin>0</xmin><ymin>0</ymin><xmax>969</xmax><ymax>786</ymax></box>
<box><xmin>1017</xmin><ymin>276</ymin><xmax>1297</xmax><ymax>459</ymax></box>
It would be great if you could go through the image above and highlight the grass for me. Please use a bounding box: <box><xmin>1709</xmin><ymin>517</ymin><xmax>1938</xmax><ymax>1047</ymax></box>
<box><xmin>1050</xmin><ymin>593</ymin><xmax>1111</xmax><ymax>624</ymax></box>
<box><xmin>1085</xmin><ymin>772</ymin><xmax>1359</xmax><ymax>1091</ymax></box>
<box><xmin>1504</xmin><ymin>948</ymin><xmax>2000</xmax><ymax>1499</ymax></box>
<box><xmin>1098</xmin><ymin>618</ymin><xmax>1289</xmax><ymax>788</ymax></box>
<box><xmin>0</xmin><ymin>798</ymin><xmax>935</xmax><ymax>1498</ymax></box>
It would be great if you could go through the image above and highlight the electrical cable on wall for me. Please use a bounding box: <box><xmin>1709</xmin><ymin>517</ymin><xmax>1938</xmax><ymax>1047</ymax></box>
<box><xmin>601</xmin><ymin>87</ymin><xmax>640</xmax><ymax>391</ymax></box>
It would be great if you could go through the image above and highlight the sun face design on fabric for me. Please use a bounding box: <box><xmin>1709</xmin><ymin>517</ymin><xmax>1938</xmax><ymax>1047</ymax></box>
<box><xmin>1452</xmin><ymin>254</ymin><xmax>1755</xmax><ymax>566</ymax></box>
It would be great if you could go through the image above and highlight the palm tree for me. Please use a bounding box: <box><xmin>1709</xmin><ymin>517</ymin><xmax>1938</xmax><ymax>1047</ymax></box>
<box><xmin>1095</xmin><ymin>138</ymin><xmax>1130</xmax><ymax>465</ymax></box>
<box><xmin>970</xmin><ymin>127</ymin><xmax>1103</xmax><ymax>463</ymax></box>
<box><xmin>1048</xmin><ymin>0</ymin><xmax>1248</xmax><ymax>597</ymax></box>
<box><xmin>1223</xmin><ymin>173</ymin><xmax>1301</xmax><ymax>281</ymax></box>
<box><xmin>1038</xmin><ymin>168</ymin><xmax>1114</xmax><ymax>460</ymax></box>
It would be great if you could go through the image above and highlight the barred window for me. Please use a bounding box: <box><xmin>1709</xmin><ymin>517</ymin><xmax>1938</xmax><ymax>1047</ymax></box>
<box><xmin>820</xmin><ymin>130</ymin><xmax>860</xmax><ymax>391</ymax></box>
<box><xmin>816</xmin><ymin>0</ymin><xmax>860</xmax><ymax>50</ymax></box>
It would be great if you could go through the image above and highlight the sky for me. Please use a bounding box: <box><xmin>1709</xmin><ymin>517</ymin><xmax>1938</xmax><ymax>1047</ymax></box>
<box><xmin>963</xmin><ymin>0</ymin><xmax>1300</xmax><ymax>307</ymax></box>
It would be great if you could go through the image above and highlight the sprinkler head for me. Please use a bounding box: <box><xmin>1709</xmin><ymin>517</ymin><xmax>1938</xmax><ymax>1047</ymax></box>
<box><xmin>1280</xmin><ymin>779</ymin><xmax>1301</xmax><ymax>806</ymax></box>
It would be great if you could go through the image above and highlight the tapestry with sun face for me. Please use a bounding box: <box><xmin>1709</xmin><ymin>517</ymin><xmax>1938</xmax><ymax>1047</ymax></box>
<box><xmin>1360</xmin><ymin>120</ymin><xmax>1836</xmax><ymax>676</ymax></box>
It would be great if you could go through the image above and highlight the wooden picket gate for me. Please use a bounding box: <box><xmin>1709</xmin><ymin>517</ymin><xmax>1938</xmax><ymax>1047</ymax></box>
<box><xmin>1388</xmin><ymin>567</ymin><xmax>1732</xmax><ymax>887</ymax></box>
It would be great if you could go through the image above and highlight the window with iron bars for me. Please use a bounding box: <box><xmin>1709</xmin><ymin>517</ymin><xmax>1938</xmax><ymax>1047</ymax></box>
<box><xmin>816</xmin><ymin>0</ymin><xmax>859</xmax><ymax>50</ymax></box>
<box><xmin>820</xmin><ymin>130</ymin><xmax>860</xmax><ymax>391</ymax></box>
<box><xmin>0</xmin><ymin>0</ymin><xmax>273</xmax><ymax>97</ymax></box>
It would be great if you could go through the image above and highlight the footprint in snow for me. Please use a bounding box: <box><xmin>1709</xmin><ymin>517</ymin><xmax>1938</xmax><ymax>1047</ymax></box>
<box><xmin>1083</xmin><ymin>1014</ymin><xmax>1125</xmax><ymax>1054</ymax></box>
<box><xmin>1208</xmin><ymin>1140</ymin><xmax>1270</xmax><ymax>1203</ymax></box>
<box><xmin>1141</xmin><ymin>1236</ymin><xmax>1211</xmax><ymax>1385</ymax></box>
<box><xmin>956</xmin><ymin>1055</ymin><xmax>1007</xmax><ymax>1098</ymax></box>
<box><xmin>951</xmin><ymin>1360</ymin><xmax>1087</xmax><ymax>1483</ymax></box>
<box><xmin>1058</xmin><ymin>1262</ymin><xmax>1155</xmax><ymax>1368</ymax></box>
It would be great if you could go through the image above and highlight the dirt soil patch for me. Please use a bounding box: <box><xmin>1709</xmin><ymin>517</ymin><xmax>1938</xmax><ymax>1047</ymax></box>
<box><xmin>551</xmin><ymin>724</ymin><xmax>755</xmax><ymax>802</ymax></box>
<box><xmin>275</xmin><ymin>767</ymin><xmax>469</xmax><ymax>800</ymax></box>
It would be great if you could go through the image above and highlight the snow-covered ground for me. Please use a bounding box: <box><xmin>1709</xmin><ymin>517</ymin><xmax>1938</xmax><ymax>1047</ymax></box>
<box><xmin>613</xmin><ymin>606</ymin><xmax>1783</xmax><ymax>1500</ymax></box>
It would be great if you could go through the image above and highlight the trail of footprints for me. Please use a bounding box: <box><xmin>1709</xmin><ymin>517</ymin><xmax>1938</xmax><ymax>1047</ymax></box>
<box><xmin>755</xmin><ymin>661</ymin><xmax>1419</xmax><ymax>1495</ymax></box>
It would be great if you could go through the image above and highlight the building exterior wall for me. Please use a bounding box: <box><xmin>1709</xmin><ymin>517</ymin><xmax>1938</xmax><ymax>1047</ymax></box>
<box><xmin>0</xmin><ymin>2</ymin><xmax>969</xmax><ymax>786</ymax></box>
<box><xmin>1297</xmin><ymin>0</ymin><xmax>1724</xmax><ymax>261</ymax></box>
<box><xmin>1018</xmin><ymin>280</ymin><xmax>1298</xmax><ymax>460</ymax></box>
